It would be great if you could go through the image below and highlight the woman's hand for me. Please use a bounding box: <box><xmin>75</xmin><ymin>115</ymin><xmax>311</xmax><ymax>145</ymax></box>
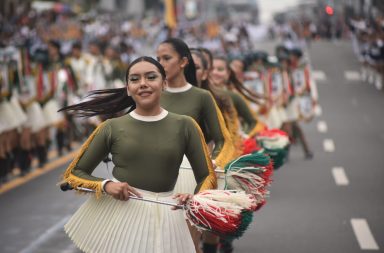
<box><xmin>104</xmin><ymin>181</ymin><xmax>142</xmax><ymax>201</ymax></box>
<box><xmin>172</xmin><ymin>193</ymin><xmax>193</xmax><ymax>210</ymax></box>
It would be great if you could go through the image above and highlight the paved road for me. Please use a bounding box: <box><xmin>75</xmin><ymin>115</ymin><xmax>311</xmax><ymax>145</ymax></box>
<box><xmin>0</xmin><ymin>40</ymin><xmax>383</xmax><ymax>253</ymax></box>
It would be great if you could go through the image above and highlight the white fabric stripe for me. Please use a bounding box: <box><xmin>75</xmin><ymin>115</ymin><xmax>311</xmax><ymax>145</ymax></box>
<box><xmin>165</xmin><ymin>83</ymin><xmax>192</xmax><ymax>93</ymax></box>
<box><xmin>351</xmin><ymin>219</ymin><xmax>379</xmax><ymax>250</ymax></box>
<box><xmin>129</xmin><ymin>109</ymin><xmax>168</xmax><ymax>122</ymax></box>
<box><xmin>323</xmin><ymin>139</ymin><xmax>335</xmax><ymax>152</ymax></box>
<box><xmin>332</xmin><ymin>167</ymin><xmax>349</xmax><ymax>186</ymax></box>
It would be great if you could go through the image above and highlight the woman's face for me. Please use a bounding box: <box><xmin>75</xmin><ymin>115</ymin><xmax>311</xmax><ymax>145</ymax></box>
<box><xmin>156</xmin><ymin>43</ymin><xmax>187</xmax><ymax>82</ymax></box>
<box><xmin>192</xmin><ymin>54</ymin><xmax>207</xmax><ymax>86</ymax></box>
<box><xmin>127</xmin><ymin>61</ymin><xmax>166</xmax><ymax>110</ymax></box>
<box><xmin>230</xmin><ymin>59</ymin><xmax>244</xmax><ymax>81</ymax></box>
<box><xmin>211</xmin><ymin>59</ymin><xmax>229</xmax><ymax>87</ymax></box>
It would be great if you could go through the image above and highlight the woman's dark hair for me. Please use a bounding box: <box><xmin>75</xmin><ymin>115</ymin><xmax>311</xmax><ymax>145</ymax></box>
<box><xmin>214</xmin><ymin>55</ymin><xmax>263</xmax><ymax>104</ymax></box>
<box><xmin>190</xmin><ymin>49</ymin><xmax>232</xmax><ymax>114</ymax></box>
<box><xmin>198</xmin><ymin>47</ymin><xmax>213</xmax><ymax>70</ymax></box>
<box><xmin>161</xmin><ymin>38</ymin><xmax>197</xmax><ymax>86</ymax></box>
<box><xmin>59</xmin><ymin>56</ymin><xmax>165</xmax><ymax>117</ymax></box>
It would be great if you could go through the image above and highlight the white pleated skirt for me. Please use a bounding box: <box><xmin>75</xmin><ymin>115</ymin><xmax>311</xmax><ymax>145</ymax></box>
<box><xmin>174</xmin><ymin>155</ymin><xmax>225</xmax><ymax>193</ymax></box>
<box><xmin>174</xmin><ymin>155</ymin><xmax>196</xmax><ymax>194</ymax></box>
<box><xmin>25</xmin><ymin>101</ymin><xmax>48</xmax><ymax>133</ymax></box>
<box><xmin>0</xmin><ymin>100</ymin><xmax>20</xmax><ymax>131</ymax></box>
<box><xmin>43</xmin><ymin>99</ymin><xmax>64</xmax><ymax>125</ymax></box>
<box><xmin>266</xmin><ymin>106</ymin><xmax>283</xmax><ymax>129</ymax></box>
<box><xmin>65</xmin><ymin>188</ymin><xmax>195</xmax><ymax>253</ymax></box>
<box><xmin>285</xmin><ymin>97</ymin><xmax>300</xmax><ymax>122</ymax></box>
<box><xmin>9</xmin><ymin>96</ymin><xmax>27</xmax><ymax>127</ymax></box>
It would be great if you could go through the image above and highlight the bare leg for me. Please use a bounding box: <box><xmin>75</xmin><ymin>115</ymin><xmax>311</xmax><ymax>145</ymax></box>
<box><xmin>202</xmin><ymin>231</ymin><xmax>219</xmax><ymax>253</ymax></box>
<box><xmin>187</xmin><ymin>221</ymin><xmax>203</xmax><ymax>253</ymax></box>
<box><xmin>292</xmin><ymin>121</ymin><xmax>313</xmax><ymax>159</ymax></box>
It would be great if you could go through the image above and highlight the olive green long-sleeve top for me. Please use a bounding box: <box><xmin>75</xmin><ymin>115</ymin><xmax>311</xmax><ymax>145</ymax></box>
<box><xmin>224</xmin><ymin>90</ymin><xmax>257</xmax><ymax>135</ymax></box>
<box><xmin>63</xmin><ymin>111</ymin><xmax>216</xmax><ymax>196</ymax></box>
<box><xmin>160</xmin><ymin>84</ymin><xmax>235</xmax><ymax>167</ymax></box>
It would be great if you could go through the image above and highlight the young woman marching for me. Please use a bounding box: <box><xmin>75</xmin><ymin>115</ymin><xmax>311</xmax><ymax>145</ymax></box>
<box><xmin>191</xmin><ymin>49</ymin><xmax>244</xmax><ymax>160</ymax></box>
<box><xmin>211</xmin><ymin>56</ymin><xmax>263</xmax><ymax>138</ymax></box>
<box><xmin>156</xmin><ymin>38</ymin><xmax>235</xmax><ymax>253</ymax></box>
<box><xmin>287</xmin><ymin>48</ymin><xmax>315</xmax><ymax>159</ymax></box>
<box><xmin>156</xmin><ymin>38</ymin><xmax>235</xmax><ymax>189</ymax></box>
<box><xmin>60</xmin><ymin>56</ymin><xmax>216</xmax><ymax>253</ymax></box>
<box><xmin>192</xmin><ymin>49</ymin><xmax>251</xmax><ymax>253</ymax></box>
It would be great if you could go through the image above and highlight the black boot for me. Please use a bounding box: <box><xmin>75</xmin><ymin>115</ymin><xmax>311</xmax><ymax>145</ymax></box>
<box><xmin>56</xmin><ymin>130</ymin><xmax>64</xmax><ymax>156</ymax></box>
<box><xmin>203</xmin><ymin>243</ymin><xmax>218</xmax><ymax>253</ymax></box>
<box><xmin>0</xmin><ymin>158</ymin><xmax>7</xmax><ymax>185</ymax></box>
<box><xmin>36</xmin><ymin>145</ymin><xmax>47</xmax><ymax>168</ymax></box>
<box><xmin>19</xmin><ymin>149</ymin><xmax>31</xmax><ymax>176</ymax></box>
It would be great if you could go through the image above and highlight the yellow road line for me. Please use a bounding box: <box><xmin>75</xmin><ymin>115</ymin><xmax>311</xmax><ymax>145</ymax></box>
<box><xmin>0</xmin><ymin>149</ymin><xmax>78</xmax><ymax>195</ymax></box>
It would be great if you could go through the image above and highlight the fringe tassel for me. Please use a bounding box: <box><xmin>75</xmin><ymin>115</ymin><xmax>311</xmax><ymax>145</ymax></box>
<box><xmin>185</xmin><ymin>190</ymin><xmax>256</xmax><ymax>239</ymax></box>
<box><xmin>248</xmin><ymin>121</ymin><xmax>268</xmax><ymax>138</ymax></box>
<box><xmin>208</xmin><ymin>94</ymin><xmax>237</xmax><ymax>168</ymax></box>
<box><xmin>61</xmin><ymin>121</ymin><xmax>107</xmax><ymax>198</ymax></box>
<box><xmin>223</xmin><ymin>109</ymin><xmax>243</xmax><ymax>157</ymax></box>
<box><xmin>190</xmin><ymin>120</ymin><xmax>217</xmax><ymax>192</ymax></box>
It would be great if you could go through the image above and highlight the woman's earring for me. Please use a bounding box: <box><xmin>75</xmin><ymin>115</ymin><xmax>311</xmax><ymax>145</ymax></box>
<box><xmin>127</xmin><ymin>90</ymin><xmax>131</xmax><ymax>96</ymax></box>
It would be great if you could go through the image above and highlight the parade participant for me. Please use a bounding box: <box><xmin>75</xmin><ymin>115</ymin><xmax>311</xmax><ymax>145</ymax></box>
<box><xmin>191</xmin><ymin>49</ymin><xmax>243</xmax><ymax>158</ymax></box>
<box><xmin>157</xmin><ymin>38</ymin><xmax>234</xmax><ymax>253</ymax></box>
<box><xmin>263</xmin><ymin>57</ymin><xmax>287</xmax><ymax>130</ymax></box>
<box><xmin>230</xmin><ymin>58</ymin><xmax>245</xmax><ymax>83</ymax></box>
<box><xmin>156</xmin><ymin>38</ymin><xmax>234</xmax><ymax>179</ymax></box>
<box><xmin>276</xmin><ymin>48</ymin><xmax>295</xmax><ymax>140</ymax></box>
<box><xmin>211</xmin><ymin>56</ymin><xmax>261</xmax><ymax>138</ymax></box>
<box><xmin>66</xmin><ymin>41</ymin><xmax>87</xmax><ymax>97</ymax></box>
<box><xmin>60</xmin><ymin>56</ymin><xmax>216</xmax><ymax>253</ymax></box>
<box><xmin>288</xmin><ymin>48</ymin><xmax>315</xmax><ymax>159</ymax></box>
<box><xmin>191</xmin><ymin>48</ymin><xmax>240</xmax><ymax>253</ymax></box>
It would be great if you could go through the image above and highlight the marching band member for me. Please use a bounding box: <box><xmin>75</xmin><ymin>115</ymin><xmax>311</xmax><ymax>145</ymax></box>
<box><xmin>287</xmin><ymin>48</ymin><xmax>315</xmax><ymax>159</ymax></box>
<box><xmin>60</xmin><ymin>56</ymin><xmax>215</xmax><ymax>253</ymax></box>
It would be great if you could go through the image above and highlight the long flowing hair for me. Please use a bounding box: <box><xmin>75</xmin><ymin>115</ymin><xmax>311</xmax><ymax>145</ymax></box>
<box><xmin>213</xmin><ymin>56</ymin><xmax>263</xmax><ymax>104</ymax></box>
<box><xmin>190</xmin><ymin>49</ymin><xmax>232</xmax><ymax>114</ymax></box>
<box><xmin>59</xmin><ymin>56</ymin><xmax>166</xmax><ymax>117</ymax></box>
<box><xmin>160</xmin><ymin>38</ymin><xmax>197</xmax><ymax>86</ymax></box>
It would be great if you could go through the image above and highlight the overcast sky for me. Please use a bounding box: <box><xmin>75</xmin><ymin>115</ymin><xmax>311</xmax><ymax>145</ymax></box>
<box><xmin>258</xmin><ymin>0</ymin><xmax>301</xmax><ymax>23</ymax></box>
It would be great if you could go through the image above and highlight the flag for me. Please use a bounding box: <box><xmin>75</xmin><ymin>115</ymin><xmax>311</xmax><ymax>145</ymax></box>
<box><xmin>164</xmin><ymin>0</ymin><xmax>177</xmax><ymax>29</ymax></box>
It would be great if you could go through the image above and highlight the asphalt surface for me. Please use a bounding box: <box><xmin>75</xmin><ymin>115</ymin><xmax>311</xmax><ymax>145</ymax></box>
<box><xmin>0</xmin><ymin>40</ymin><xmax>383</xmax><ymax>253</ymax></box>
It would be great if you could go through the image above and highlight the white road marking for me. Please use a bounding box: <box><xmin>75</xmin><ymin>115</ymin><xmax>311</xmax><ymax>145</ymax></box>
<box><xmin>20</xmin><ymin>216</ymin><xmax>70</xmax><ymax>253</ymax></box>
<box><xmin>332</xmin><ymin>167</ymin><xmax>349</xmax><ymax>185</ymax></box>
<box><xmin>351</xmin><ymin>219</ymin><xmax>379</xmax><ymax>250</ymax></box>
<box><xmin>314</xmin><ymin>105</ymin><xmax>322</xmax><ymax>116</ymax></box>
<box><xmin>312</xmin><ymin>70</ymin><xmax>327</xmax><ymax>81</ymax></box>
<box><xmin>317</xmin><ymin>121</ymin><xmax>328</xmax><ymax>133</ymax></box>
<box><xmin>323</xmin><ymin>139</ymin><xmax>335</xmax><ymax>152</ymax></box>
<box><xmin>345</xmin><ymin>71</ymin><xmax>361</xmax><ymax>81</ymax></box>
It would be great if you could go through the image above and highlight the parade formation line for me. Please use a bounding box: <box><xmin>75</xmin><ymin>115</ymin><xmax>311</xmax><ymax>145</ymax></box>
<box><xmin>0</xmin><ymin>148</ymin><xmax>79</xmax><ymax>195</ymax></box>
